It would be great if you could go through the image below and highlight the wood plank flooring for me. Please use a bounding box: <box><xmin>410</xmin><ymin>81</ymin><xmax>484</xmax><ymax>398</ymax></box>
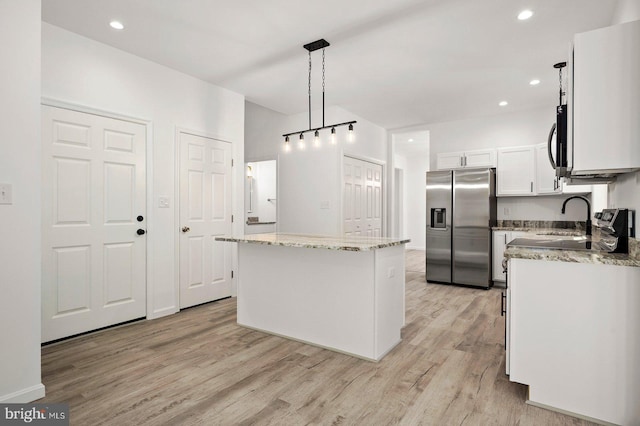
<box><xmin>39</xmin><ymin>250</ymin><xmax>596</xmax><ymax>425</ymax></box>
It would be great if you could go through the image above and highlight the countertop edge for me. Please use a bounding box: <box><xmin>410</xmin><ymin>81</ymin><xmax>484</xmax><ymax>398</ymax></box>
<box><xmin>504</xmin><ymin>247</ymin><xmax>640</xmax><ymax>268</ymax></box>
<box><xmin>215</xmin><ymin>236</ymin><xmax>411</xmax><ymax>251</ymax></box>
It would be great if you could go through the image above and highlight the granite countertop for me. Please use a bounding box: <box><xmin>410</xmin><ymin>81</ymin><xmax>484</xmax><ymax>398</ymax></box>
<box><xmin>504</xmin><ymin>245</ymin><xmax>640</xmax><ymax>267</ymax></box>
<box><xmin>499</xmin><ymin>229</ymin><xmax>639</xmax><ymax>267</ymax></box>
<box><xmin>215</xmin><ymin>233</ymin><xmax>411</xmax><ymax>251</ymax></box>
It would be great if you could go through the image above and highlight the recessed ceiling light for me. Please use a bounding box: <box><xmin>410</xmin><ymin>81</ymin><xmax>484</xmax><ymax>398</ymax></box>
<box><xmin>499</xmin><ymin>101</ymin><xmax>509</xmax><ymax>107</ymax></box>
<box><xmin>529</xmin><ymin>79</ymin><xmax>541</xmax><ymax>86</ymax></box>
<box><xmin>518</xmin><ymin>10</ymin><xmax>534</xmax><ymax>20</ymax></box>
<box><xmin>109</xmin><ymin>20</ymin><xmax>124</xmax><ymax>30</ymax></box>
<box><xmin>408</xmin><ymin>138</ymin><xmax>414</xmax><ymax>142</ymax></box>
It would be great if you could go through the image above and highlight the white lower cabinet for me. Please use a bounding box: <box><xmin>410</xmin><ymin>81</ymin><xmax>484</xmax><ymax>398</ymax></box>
<box><xmin>508</xmin><ymin>258</ymin><xmax>640</xmax><ymax>425</ymax></box>
<box><xmin>492</xmin><ymin>230</ymin><xmax>527</xmax><ymax>282</ymax></box>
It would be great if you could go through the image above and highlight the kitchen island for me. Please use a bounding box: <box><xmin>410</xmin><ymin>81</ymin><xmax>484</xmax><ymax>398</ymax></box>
<box><xmin>215</xmin><ymin>233</ymin><xmax>410</xmax><ymax>361</ymax></box>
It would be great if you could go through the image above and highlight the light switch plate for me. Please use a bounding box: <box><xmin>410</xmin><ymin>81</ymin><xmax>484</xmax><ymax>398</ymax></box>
<box><xmin>0</xmin><ymin>183</ymin><xmax>12</xmax><ymax>204</ymax></box>
<box><xmin>158</xmin><ymin>197</ymin><xmax>170</xmax><ymax>208</ymax></box>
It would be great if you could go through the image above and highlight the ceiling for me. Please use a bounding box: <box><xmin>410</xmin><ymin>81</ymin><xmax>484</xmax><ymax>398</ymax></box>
<box><xmin>42</xmin><ymin>0</ymin><xmax>618</xmax><ymax>130</ymax></box>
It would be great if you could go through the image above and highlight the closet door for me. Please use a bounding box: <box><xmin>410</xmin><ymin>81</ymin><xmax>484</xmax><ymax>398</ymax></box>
<box><xmin>344</xmin><ymin>156</ymin><xmax>383</xmax><ymax>237</ymax></box>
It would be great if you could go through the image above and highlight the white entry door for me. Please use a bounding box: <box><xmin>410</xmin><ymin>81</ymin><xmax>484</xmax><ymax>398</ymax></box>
<box><xmin>344</xmin><ymin>156</ymin><xmax>383</xmax><ymax>237</ymax></box>
<box><xmin>179</xmin><ymin>132</ymin><xmax>233</xmax><ymax>309</ymax></box>
<box><xmin>41</xmin><ymin>105</ymin><xmax>147</xmax><ymax>343</ymax></box>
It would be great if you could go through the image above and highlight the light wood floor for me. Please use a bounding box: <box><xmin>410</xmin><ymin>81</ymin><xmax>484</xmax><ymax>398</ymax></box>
<box><xmin>39</xmin><ymin>250</ymin><xmax>595</xmax><ymax>425</ymax></box>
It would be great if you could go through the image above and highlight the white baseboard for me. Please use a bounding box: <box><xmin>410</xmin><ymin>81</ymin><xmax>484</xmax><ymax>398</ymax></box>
<box><xmin>0</xmin><ymin>383</ymin><xmax>45</xmax><ymax>403</ymax></box>
<box><xmin>406</xmin><ymin>245</ymin><xmax>426</xmax><ymax>251</ymax></box>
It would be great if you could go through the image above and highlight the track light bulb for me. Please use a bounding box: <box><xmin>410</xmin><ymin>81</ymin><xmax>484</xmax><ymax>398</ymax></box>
<box><xmin>298</xmin><ymin>133</ymin><xmax>305</xmax><ymax>150</ymax></box>
<box><xmin>314</xmin><ymin>130</ymin><xmax>321</xmax><ymax>147</ymax></box>
<box><xmin>348</xmin><ymin>123</ymin><xmax>354</xmax><ymax>142</ymax></box>
<box><xmin>330</xmin><ymin>127</ymin><xmax>337</xmax><ymax>144</ymax></box>
<box><xmin>283</xmin><ymin>135</ymin><xmax>290</xmax><ymax>152</ymax></box>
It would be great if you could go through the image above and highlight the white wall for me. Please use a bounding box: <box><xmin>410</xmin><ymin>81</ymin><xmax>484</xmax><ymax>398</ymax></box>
<box><xmin>397</xmin><ymin>153</ymin><xmax>429</xmax><ymax>249</ymax></box>
<box><xmin>42</xmin><ymin>24</ymin><xmax>245</xmax><ymax>317</ymax></box>
<box><xmin>611</xmin><ymin>0</ymin><xmax>640</xmax><ymax>24</ymax></box>
<box><xmin>279</xmin><ymin>106</ymin><xmax>387</xmax><ymax>234</ymax></box>
<box><xmin>244</xmin><ymin>101</ymin><xmax>287</xmax><ymax>162</ymax></box>
<box><xmin>0</xmin><ymin>0</ymin><xmax>44</xmax><ymax>403</ymax></box>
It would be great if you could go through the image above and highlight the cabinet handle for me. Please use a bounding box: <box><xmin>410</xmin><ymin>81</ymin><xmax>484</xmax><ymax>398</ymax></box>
<box><xmin>530</xmin><ymin>182</ymin><xmax>533</xmax><ymax>193</ymax></box>
<box><xmin>501</xmin><ymin>291</ymin><xmax>506</xmax><ymax>316</ymax></box>
<box><xmin>464</xmin><ymin>156</ymin><xmax>467</xmax><ymax>166</ymax></box>
<box><xmin>460</xmin><ymin>157</ymin><xmax>464</xmax><ymax>167</ymax></box>
<box><xmin>504</xmin><ymin>233</ymin><xmax>506</xmax><ymax>244</ymax></box>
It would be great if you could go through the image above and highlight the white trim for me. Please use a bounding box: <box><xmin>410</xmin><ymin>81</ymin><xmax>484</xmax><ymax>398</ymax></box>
<box><xmin>39</xmin><ymin>98</ymin><xmax>159</xmax><ymax>322</ymax></box>
<box><xmin>174</xmin><ymin>127</ymin><xmax>237</xmax><ymax>307</ymax></box>
<box><xmin>525</xmin><ymin>400</ymin><xmax>614</xmax><ymax>426</ymax></box>
<box><xmin>0</xmin><ymin>384</ymin><xmax>45</xmax><ymax>403</ymax></box>
<box><xmin>41</xmin><ymin>97</ymin><xmax>150</xmax><ymax>126</ymax></box>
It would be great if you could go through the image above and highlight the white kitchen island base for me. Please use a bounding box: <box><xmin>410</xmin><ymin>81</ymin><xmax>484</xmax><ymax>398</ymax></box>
<box><xmin>231</xmin><ymin>237</ymin><xmax>407</xmax><ymax>361</ymax></box>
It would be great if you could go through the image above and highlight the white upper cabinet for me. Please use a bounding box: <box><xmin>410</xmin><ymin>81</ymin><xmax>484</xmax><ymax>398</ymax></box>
<box><xmin>436</xmin><ymin>148</ymin><xmax>496</xmax><ymax>170</ymax></box>
<box><xmin>535</xmin><ymin>143</ymin><xmax>562</xmax><ymax>194</ymax></box>
<box><xmin>497</xmin><ymin>146</ymin><xmax>535</xmax><ymax>196</ymax></box>
<box><xmin>572</xmin><ymin>20</ymin><xmax>640</xmax><ymax>175</ymax></box>
<box><xmin>437</xmin><ymin>151</ymin><xmax>466</xmax><ymax>169</ymax></box>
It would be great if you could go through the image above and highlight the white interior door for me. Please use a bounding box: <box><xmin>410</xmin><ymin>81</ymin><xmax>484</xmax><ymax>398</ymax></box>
<box><xmin>42</xmin><ymin>105</ymin><xmax>147</xmax><ymax>343</ymax></box>
<box><xmin>363</xmin><ymin>161</ymin><xmax>383</xmax><ymax>237</ymax></box>
<box><xmin>179</xmin><ymin>132</ymin><xmax>232</xmax><ymax>309</ymax></box>
<box><xmin>343</xmin><ymin>157</ymin><xmax>363</xmax><ymax>235</ymax></box>
<box><xmin>344</xmin><ymin>156</ymin><xmax>383</xmax><ymax>237</ymax></box>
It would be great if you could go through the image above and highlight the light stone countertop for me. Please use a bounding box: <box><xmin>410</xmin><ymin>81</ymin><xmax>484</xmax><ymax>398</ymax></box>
<box><xmin>498</xmin><ymin>228</ymin><xmax>640</xmax><ymax>267</ymax></box>
<box><xmin>215</xmin><ymin>233</ymin><xmax>411</xmax><ymax>252</ymax></box>
<box><xmin>504</xmin><ymin>245</ymin><xmax>640</xmax><ymax>267</ymax></box>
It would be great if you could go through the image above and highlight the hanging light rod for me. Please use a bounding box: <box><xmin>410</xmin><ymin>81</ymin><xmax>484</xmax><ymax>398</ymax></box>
<box><xmin>283</xmin><ymin>38</ymin><xmax>357</xmax><ymax>150</ymax></box>
<box><xmin>282</xmin><ymin>120</ymin><xmax>357</xmax><ymax>138</ymax></box>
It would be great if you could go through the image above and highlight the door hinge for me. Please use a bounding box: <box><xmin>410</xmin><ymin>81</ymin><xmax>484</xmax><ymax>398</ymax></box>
<box><xmin>231</xmin><ymin>270</ymin><xmax>234</xmax><ymax>279</ymax></box>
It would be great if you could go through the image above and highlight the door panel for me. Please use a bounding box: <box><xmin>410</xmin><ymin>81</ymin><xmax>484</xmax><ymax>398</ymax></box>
<box><xmin>42</xmin><ymin>105</ymin><xmax>147</xmax><ymax>343</ymax></box>
<box><xmin>452</xmin><ymin>169</ymin><xmax>491</xmax><ymax>287</ymax></box>
<box><xmin>344</xmin><ymin>157</ymin><xmax>383</xmax><ymax>237</ymax></box>
<box><xmin>426</xmin><ymin>171</ymin><xmax>452</xmax><ymax>283</ymax></box>
<box><xmin>179</xmin><ymin>132</ymin><xmax>232</xmax><ymax>308</ymax></box>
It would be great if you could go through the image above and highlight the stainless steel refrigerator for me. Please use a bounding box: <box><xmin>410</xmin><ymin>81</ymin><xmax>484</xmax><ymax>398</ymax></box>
<box><xmin>426</xmin><ymin>168</ymin><xmax>496</xmax><ymax>288</ymax></box>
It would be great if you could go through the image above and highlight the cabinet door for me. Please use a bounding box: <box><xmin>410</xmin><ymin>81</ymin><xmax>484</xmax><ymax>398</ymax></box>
<box><xmin>573</xmin><ymin>20</ymin><xmax>640</xmax><ymax>174</ymax></box>
<box><xmin>535</xmin><ymin>143</ymin><xmax>561</xmax><ymax>194</ymax></box>
<box><xmin>436</xmin><ymin>152</ymin><xmax>464</xmax><ymax>170</ymax></box>
<box><xmin>465</xmin><ymin>149</ymin><xmax>496</xmax><ymax>168</ymax></box>
<box><xmin>497</xmin><ymin>146</ymin><xmax>535</xmax><ymax>196</ymax></box>
<box><xmin>493</xmin><ymin>231</ymin><xmax>508</xmax><ymax>281</ymax></box>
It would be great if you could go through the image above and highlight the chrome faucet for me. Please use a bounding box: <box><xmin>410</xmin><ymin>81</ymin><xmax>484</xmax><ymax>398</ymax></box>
<box><xmin>561</xmin><ymin>195</ymin><xmax>592</xmax><ymax>236</ymax></box>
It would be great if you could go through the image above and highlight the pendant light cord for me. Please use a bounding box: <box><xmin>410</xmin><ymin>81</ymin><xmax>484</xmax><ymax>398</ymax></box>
<box><xmin>322</xmin><ymin>48</ymin><xmax>326</xmax><ymax>128</ymax></box>
<box><xmin>308</xmin><ymin>50</ymin><xmax>312</xmax><ymax>130</ymax></box>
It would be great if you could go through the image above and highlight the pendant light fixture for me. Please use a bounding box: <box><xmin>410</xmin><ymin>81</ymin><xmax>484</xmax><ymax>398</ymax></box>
<box><xmin>283</xmin><ymin>39</ymin><xmax>356</xmax><ymax>152</ymax></box>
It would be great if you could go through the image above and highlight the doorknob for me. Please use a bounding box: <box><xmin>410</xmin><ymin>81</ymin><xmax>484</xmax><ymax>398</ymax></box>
<box><xmin>182</xmin><ymin>226</ymin><xmax>190</xmax><ymax>233</ymax></box>
<box><xmin>137</xmin><ymin>215</ymin><xmax>144</xmax><ymax>222</ymax></box>
<box><xmin>137</xmin><ymin>229</ymin><xmax>146</xmax><ymax>235</ymax></box>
